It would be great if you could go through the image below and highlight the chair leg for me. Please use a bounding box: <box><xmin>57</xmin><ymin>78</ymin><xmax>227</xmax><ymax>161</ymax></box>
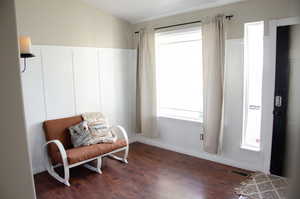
<box><xmin>108</xmin><ymin>147</ymin><xmax>129</xmax><ymax>164</ymax></box>
<box><xmin>43</xmin><ymin>140</ymin><xmax>71</xmax><ymax>186</ymax></box>
<box><xmin>124</xmin><ymin>145</ymin><xmax>129</xmax><ymax>163</ymax></box>
<box><xmin>83</xmin><ymin>157</ymin><xmax>102</xmax><ymax>174</ymax></box>
<box><xmin>47</xmin><ymin>164</ymin><xmax>70</xmax><ymax>187</ymax></box>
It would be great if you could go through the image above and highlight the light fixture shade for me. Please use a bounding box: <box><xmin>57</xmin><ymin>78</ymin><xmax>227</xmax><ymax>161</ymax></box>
<box><xmin>19</xmin><ymin>36</ymin><xmax>35</xmax><ymax>73</ymax></box>
<box><xmin>19</xmin><ymin>36</ymin><xmax>34</xmax><ymax>57</ymax></box>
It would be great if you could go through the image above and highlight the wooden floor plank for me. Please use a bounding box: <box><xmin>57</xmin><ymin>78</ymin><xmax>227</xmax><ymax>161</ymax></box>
<box><xmin>34</xmin><ymin>142</ymin><xmax>249</xmax><ymax>199</ymax></box>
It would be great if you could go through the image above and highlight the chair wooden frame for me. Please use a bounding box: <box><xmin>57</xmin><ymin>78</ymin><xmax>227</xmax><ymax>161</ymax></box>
<box><xmin>43</xmin><ymin>125</ymin><xmax>129</xmax><ymax>186</ymax></box>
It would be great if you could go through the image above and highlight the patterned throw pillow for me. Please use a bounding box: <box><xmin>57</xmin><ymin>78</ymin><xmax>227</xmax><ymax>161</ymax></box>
<box><xmin>89</xmin><ymin>123</ymin><xmax>109</xmax><ymax>137</ymax></box>
<box><xmin>88</xmin><ymin>123</ymin><xmax>117</xmax><ymax>143</ymax></box>
<box><xmin>81</xmin><ymin>112</ymin><xmax>118</xmax><ymax>143</ymax></box>
<box><xmin>69</xmin><ymin>121</ymin><xmax>94</xmax><ymax>147</ymax></box>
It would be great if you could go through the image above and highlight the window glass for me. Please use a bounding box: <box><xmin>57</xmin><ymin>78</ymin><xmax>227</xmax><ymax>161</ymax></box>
<box><xmin>156</xmin><ymin>27</ymin><xmax>203</xmax><ymax>122</ymax></box>
<box><xmin>242</xmin><ymin>21</ymin><xmax>264</xmax><ymax>150</ymax></box>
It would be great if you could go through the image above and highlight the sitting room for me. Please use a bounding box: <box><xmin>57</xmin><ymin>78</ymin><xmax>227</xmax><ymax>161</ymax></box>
<box><xmin>0</xmin><ymin>0</ymin><xmax>300</xmax><ymax>199</ymax></box>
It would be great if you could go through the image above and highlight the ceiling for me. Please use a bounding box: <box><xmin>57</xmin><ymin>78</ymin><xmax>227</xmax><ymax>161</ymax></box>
<box><xmin>82</xmin><ymin>0</ymin><xmax>244</xmax><ymax>24</ymax></box>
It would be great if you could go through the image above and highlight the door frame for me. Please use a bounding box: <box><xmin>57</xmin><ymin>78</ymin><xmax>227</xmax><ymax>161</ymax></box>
<box><xmin>262</xmin><ymin>17</ymin><xmax>300</xmax><ymax>174</ymax></box>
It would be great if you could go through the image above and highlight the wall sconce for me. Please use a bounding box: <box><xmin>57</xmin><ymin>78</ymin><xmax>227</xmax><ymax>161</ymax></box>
<box><xmin>19</xmin><ymin>36</ymin><xmax>35</xmax><ymax>73</ymax></box>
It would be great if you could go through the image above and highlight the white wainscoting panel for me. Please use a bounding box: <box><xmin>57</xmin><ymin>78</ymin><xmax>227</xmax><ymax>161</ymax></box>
<box><xmin>21</xmin><ymin>47</ymin><xmax>47</xmax><ymax>174</ymax></box>
<box><xmin>99</xmin><ymin>49</ymin><xmax>132</xmax><ymax>137</ymax></box>
<box><xmin>21</xmin><ymin>45</ymin><xmax>137</xmax><ymax>174</ymax></box>
<box><xmin>73</xmin><ymin>47</ymin><xmax>101</xmax><ymax>114</ymax></box>
<box><xmin>41</xmin><ymin>46</ymin><xmax>76</xmax><ymax>120</ymax></box>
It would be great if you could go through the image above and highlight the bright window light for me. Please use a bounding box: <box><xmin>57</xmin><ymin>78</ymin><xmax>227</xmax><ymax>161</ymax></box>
<box><xmin>242</xmin><ymin>21</ymin><xmax>264</xmax><ymax>151</ymax></box>
<box><xmin>155</xmin><ymin>27</ymin><xmax>203</xmax><ymax>122</ymax></box>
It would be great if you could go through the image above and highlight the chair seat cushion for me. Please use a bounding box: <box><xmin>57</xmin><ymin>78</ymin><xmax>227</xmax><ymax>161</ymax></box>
<box><xmin>52</xmin><ymin>139</ymin><xmax>127</xmax><ymax>165</ymax></box>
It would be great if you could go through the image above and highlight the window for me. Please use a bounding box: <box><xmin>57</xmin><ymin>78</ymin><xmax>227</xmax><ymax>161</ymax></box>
<box><xmin>242</xmin><ymin>21</ymin><xmax>264</xmax><ymax>151</ymax></box>
<box><xmin>155</xmin><ymin>27</ymin><xmax>203</xmax><ymax>122</ymax></box>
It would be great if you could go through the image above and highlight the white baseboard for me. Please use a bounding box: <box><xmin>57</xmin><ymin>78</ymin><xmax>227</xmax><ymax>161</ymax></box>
<box><xmin>33</xmin><ymin>166</ymin><xmax>46</xmax><ymax>175</ymax></box>
<box><xmin>133</xmin><ymin>135</ymin><xmax>263</xmax><ymax>172</ymax></box>
<box><xmin>128</xmin><ymin>135</ymin><xmax>140</xmax><ymax>144</ymax></box>
<box><xmin>33</xmin><ymin>134</ymin><xmax>262</xmax><ymax>175</ymax></box>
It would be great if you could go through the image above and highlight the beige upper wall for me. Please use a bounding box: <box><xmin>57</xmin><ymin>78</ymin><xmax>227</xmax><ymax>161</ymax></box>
<box><xmin>134</xmin><ymin>0</ymin><xmax>300</xmax><ymax>39</ymax></box>
<box><xmin>15</xmin><ymin>0</ymin><xmax>300</xmax><ymax>49</ymax></box>
<box><xmin>15</xmin><ymin>0</ymin><xmax>134</xmax><ymax>49</ymax></box>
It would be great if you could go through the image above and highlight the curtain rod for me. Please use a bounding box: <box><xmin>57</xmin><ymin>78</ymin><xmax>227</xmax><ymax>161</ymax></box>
<box><xmin>134</xmin><ymin>14</ymin><xmax>234</xmax><ymax>34</ymax></box>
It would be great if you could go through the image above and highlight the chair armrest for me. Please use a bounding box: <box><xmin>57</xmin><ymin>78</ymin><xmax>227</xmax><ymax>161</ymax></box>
<box><xmin>108</xmin><ymin>125</ymin><xmax>129</xmax><ymax>146</ymax></box>
<box><xmin>43</xmin><ymin>140</ymin><xmax>68</xmax><ymax>167</ymax></box>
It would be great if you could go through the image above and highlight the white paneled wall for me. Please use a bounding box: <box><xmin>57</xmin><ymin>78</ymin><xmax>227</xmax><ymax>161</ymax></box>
<box><xmin>135</xmin><ymin>39</ymin><xmax>266</xmax><ymax>172</ymax></box>
<box><xmin>73</xmin><ymin>47</ymin><xmax>101</xmax><ymax>114</ymax></box>
<box><xmin>21</xmin><ymin>45</ymin><xmax>136</xmax><ymax>174</ymax></box>
<box><xmin>42</xmin><ymin>46</ymin><xmax>76</xmax><ymax>120</ymax></box>
<box><xmin>21</xmin><ymin>47</ymin><xmax>47</xmax><ymax>174</ymax></box>
<box><xmin>99</xmin><ymin>49</ymin><xmax>134</xmax><ymax>135</ymax></box>
<box><xmin>21</xmin><ymin>40</ymin><xmax>266</xmax><ymax>175</ymax></box>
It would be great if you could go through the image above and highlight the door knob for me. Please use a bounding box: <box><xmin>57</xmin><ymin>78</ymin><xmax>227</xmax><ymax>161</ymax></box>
<box><xmin>275</xmin><ymin>96</ymin><xmax>282</xmax><ymax>107</ymax></box>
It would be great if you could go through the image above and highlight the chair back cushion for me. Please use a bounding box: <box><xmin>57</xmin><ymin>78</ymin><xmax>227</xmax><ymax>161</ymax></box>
<box><xmin>43</xmin><ymin>115</ymin><xmax>83</xmax><ymax>163</ymax></box>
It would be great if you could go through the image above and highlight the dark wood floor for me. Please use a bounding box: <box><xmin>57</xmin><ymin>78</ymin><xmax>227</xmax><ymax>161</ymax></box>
<box><xmin>34</xmin><ymin>142</ymin><xmax>249</xmax><ymax>199</ymax></box>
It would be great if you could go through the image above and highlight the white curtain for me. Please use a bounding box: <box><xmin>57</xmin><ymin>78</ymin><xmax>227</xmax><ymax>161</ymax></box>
<box><xmin>202</xmin><ymin>15</ymin><xmax>225</xmax><ymax>154</ymax></box>
<box><xmin>136</xmin><ymin>29</ymin><xmax>159</xmax><ymax>138</ymax></box>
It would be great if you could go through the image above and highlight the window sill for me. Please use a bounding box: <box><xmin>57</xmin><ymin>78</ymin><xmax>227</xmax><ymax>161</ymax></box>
<box><xmin>158</xmin><ymin>115</ymin><xmax>203</xmax><ymax>124</ymax></box>
<box><xmin>240</xmin><ymin>145</ymin><xmax>261</xmax><ymax>152</ymax></box>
